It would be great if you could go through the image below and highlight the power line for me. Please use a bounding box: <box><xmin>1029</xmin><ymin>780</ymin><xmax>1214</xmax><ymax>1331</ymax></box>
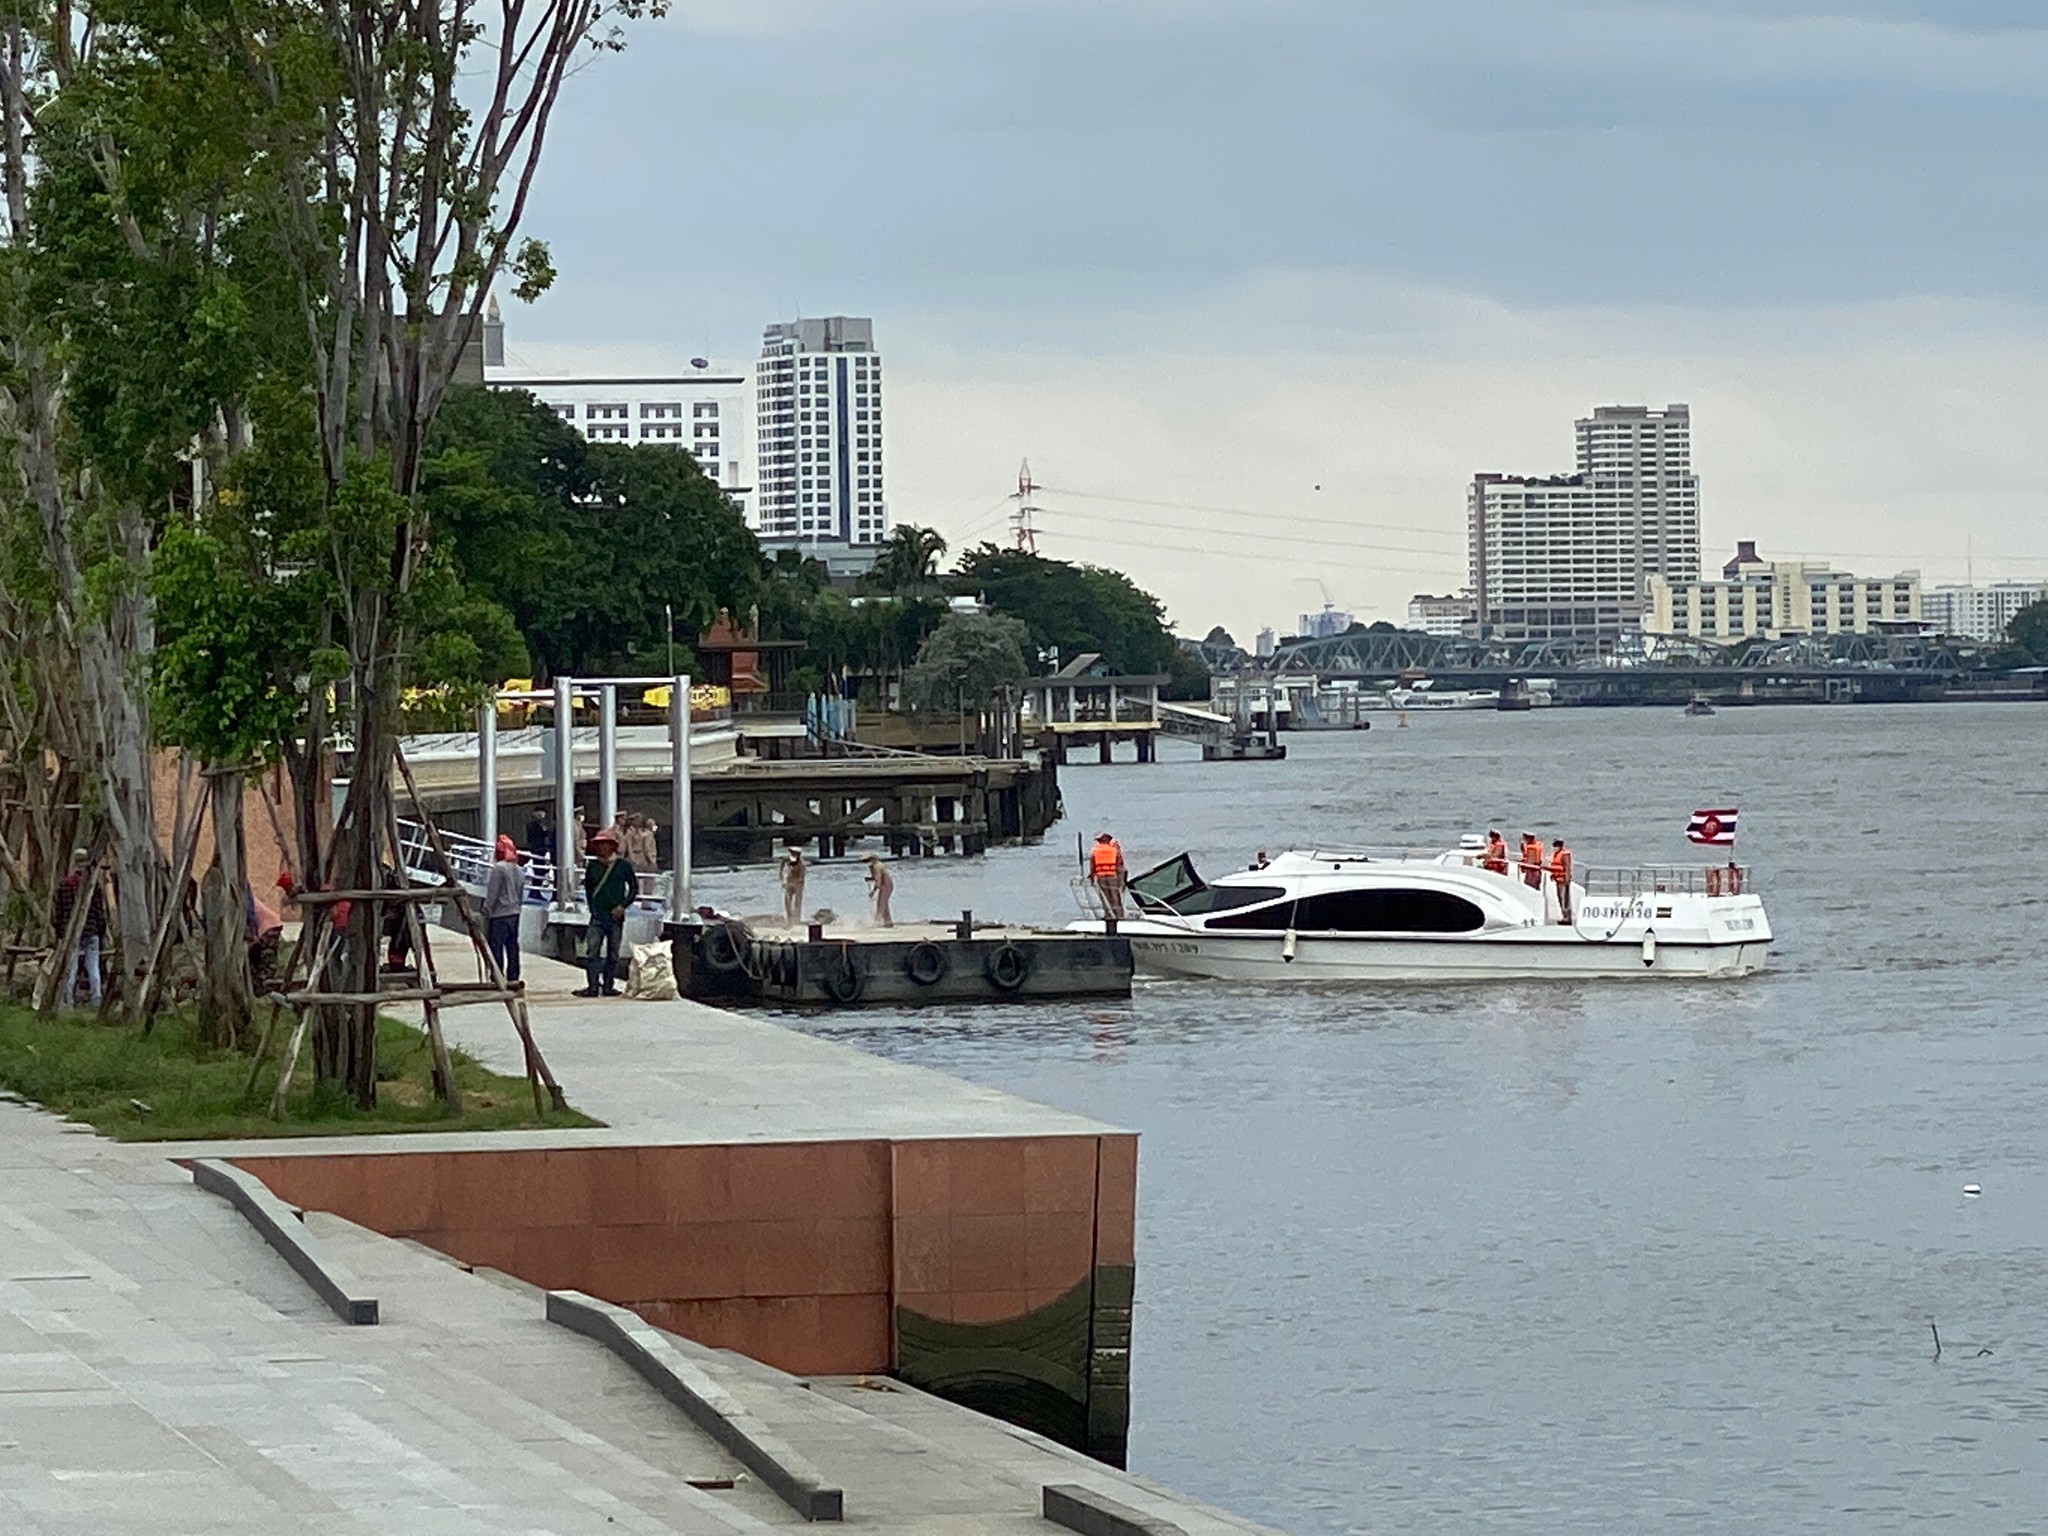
<box><xmin>1034</xmin><ymin>522</ymin><xmax>1460</xmax><ymax>580</ymax></box>
<box><xmin>1030</xmin><ymin>501</ymin><xmax>1467</xmax><ymax>561</ymax></box>
<box><xmin>1040</xmin><ymin>484</ymin><xmax>1463</xmax><ymax>545</ymax></box>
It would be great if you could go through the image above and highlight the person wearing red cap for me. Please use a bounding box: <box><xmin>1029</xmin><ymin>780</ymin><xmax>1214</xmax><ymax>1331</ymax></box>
<box><xmin>484</xmin><ymin>833</ymin><xmax>527</xmax><ymax>984</ymax></box>
<box><xmin>575</xmin><ymin>827</ymin><xmax>635</xmax><ymax>997</ymax></box>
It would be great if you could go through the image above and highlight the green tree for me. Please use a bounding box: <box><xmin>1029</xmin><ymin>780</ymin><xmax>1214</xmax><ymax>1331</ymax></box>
<box><xmin>2005</xmin><ymin>600</ymin><xmax>2048</xmax><ymax>664</ymax></box>
<box><xmin>951</xmin><ymin>545</ymin><xmax>1182</xmax><ymax>674</ymax></box>
<box><xmin>423</xmin><ymin>386</ymin><xmax>760</xmax><ymax>677</ymax></box>
<box><xmin>865</xmin><ymin>524</ymin><xmax>948</xmax><ymax>594</ymax></box>
<box><xmin>903</xmin><ymin>611</ymin><xmax>1033</xmax><ymax>711</ymax></box>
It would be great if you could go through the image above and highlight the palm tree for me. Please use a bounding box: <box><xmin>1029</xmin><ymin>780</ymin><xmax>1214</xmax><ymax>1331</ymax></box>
<box><xmin>868</xmin><ymin>524</ymin><xmax>948</xmax><ymax>594</ymax></box>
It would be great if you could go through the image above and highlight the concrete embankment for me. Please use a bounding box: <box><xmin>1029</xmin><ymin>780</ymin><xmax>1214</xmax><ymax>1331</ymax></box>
<box><xmin>3</xmin><ymin>1098</ymin><xmax>1282</xmax><ymax>1534</ymax></box>
<box><xmin>152</xmin><ymin>953</ymin><xmax>1140</xmax><ymax>1466</ymax></box>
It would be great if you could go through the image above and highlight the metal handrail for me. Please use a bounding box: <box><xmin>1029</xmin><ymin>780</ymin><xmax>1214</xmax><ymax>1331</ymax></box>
<box><xmin>1576</xmin><ymin>865</ymin><xmax>1754</xmax><ymax>898</ymax></box>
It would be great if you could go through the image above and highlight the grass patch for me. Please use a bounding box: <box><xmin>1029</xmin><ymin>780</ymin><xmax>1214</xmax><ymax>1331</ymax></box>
<box><xmin>0</xmin><ymin>1001</ymin><xmax>600</xmax><ymax>1141</ymax></box>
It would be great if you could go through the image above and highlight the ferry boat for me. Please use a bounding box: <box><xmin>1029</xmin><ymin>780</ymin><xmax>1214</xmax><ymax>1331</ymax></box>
<box><xmin>1385</xmin><ymin>685</ymin><xmax>1499</xmax><ymax>711</ymax></box>
<box><xmin>1070</xmin><ymin>845</ymin><xmax>1770</xmax><ymax>981</ymax></box>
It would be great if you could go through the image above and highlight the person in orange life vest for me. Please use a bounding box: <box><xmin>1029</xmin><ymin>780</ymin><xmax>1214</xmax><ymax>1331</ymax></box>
<box><xmin>1089</xmin><ymin>832</ymin><xmax>1127</xmax><ymax>920</ymax></box>
<box><xmin>1482</xmin><ymin>829</ymin><xmax>1509</xmax><ymax>875</ymax></box>
<box><xmin>1548</xmin><ymin>838</ymin><xmax>1573</xmax><ymax>922</ymax></box>
<box><xmin>1517</xmin><ymin>832</ymin><xmax>1545</xmax><ymax>889</ymax></box>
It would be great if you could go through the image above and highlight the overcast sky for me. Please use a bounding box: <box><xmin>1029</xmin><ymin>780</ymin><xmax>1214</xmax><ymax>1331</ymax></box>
<box><xmin>507</xmin><ymin>0</ymin><xmax>2048</xmax><ymax>638</ymax></box>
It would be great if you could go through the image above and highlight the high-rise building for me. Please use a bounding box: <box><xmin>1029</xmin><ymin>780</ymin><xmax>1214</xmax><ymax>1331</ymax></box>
<box><xmin>754</xmin><ymin>317</ymin><xmax>886</xmax><ymax>559</ymax></box>
<box><xmin>1468</xmin><ymin>404</ymin><xmax>1700</xmax><ymax>645</ymax></box>
<box><xmin>1921</xmin><ymin>582</ymin><xmax>2048</xmax><ymax>641</ymax></box>
<box><xmin>1297</xmin><ymin>605</ymin><xmax>1354</xmax><ymax>639</ymax></box>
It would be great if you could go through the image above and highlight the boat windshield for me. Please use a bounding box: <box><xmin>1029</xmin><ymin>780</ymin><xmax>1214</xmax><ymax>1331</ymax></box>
<box><xmin>1126</xmin><ymin>854</ymin><xmax>1285</xmax><ymax>916</ymax></box>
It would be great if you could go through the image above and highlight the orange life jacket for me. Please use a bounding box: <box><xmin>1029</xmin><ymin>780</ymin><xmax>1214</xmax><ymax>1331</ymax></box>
<box><xmin>1483</xmin><ymin>838</ymin><xmax>1508</xmax><ymax>872</ymax></box>
<box><xmin>1090</xmin><ymin>841</ymin><xmax>1122</xmax><ymax>878</ymax></box>
<box><xmin>1519</xmin><ymin>839</ymin><xmax>1543</xmax><ymax>870</ymax></box>
<box><xmin>1549</xmin><ymin>846</ymin><xmax>1571</xmax><ymax>880</ymax></box>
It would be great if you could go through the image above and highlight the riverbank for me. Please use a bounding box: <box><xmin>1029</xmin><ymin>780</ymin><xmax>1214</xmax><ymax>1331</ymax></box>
<box><xmin>0</xmin><ymin>1093</ymin><xmax>1265</xmax><ymax>1535</ymax></box>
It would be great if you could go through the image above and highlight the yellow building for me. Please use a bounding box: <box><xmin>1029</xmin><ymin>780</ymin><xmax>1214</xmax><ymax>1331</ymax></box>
<box><xmin>1647</xmin><ymin>542</ymin><xmax>1920</xmax><ymax>639</ymax></box>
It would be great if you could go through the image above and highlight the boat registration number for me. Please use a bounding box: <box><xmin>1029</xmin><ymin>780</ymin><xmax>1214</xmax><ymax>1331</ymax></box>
<box><xmin>1721</xmin><ymin>917</ymin><xmax>1757</xmax><ymax>933</ymax></box>
<box><xmin>1132</xmin><ymin>939</ymin><xmax>1202</xmax><ymax>956</ymax></box>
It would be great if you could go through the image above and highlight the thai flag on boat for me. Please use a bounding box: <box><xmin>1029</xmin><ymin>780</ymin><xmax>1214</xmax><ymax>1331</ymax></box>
<box><xmin>1687</xmin><ymin>808</ymin><xmax>1738</xmax><ymax>845</ymax></box>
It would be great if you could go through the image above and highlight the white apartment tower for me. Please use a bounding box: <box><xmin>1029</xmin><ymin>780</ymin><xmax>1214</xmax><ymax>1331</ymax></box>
<box><xmin>1468</xmin><ymin>404</ymin><xmax>1700</xmax><ymax>645</ymax></box>
<box><xmin>754</xmin><ymin>316</ymin><xmax>886</xmax><ymax>551</ymax></box>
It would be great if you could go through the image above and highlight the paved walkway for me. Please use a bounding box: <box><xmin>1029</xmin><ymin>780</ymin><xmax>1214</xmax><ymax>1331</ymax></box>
<box><xmin>151</xmin><ymin>952</ymin><xmax>1116</xmax><ymax>1162</ymax></box>
<box><xmin>0</xmin><ymin>1101</ymin><xmax>1278</xmax><ymax>1536</ymax></box>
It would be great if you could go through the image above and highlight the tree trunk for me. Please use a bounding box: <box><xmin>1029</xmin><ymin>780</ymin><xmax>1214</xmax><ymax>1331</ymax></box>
<box><xmin>200</xmin><ymin>767</ymin><xmax>254</xmax><ymax>1048</ymax></box>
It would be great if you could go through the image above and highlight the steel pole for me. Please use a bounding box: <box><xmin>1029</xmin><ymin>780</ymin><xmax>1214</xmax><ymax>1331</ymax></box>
<box><xmin>478</xmin><ymin>700</ymin><xmax>498</xmax><ymax>848</ymax></box>
<box><xmin>553</xmin><ymin>675</ymin><xmax>576</xmax><ymax>908</ymax></box>
<box><xmin>669</xmin><ymin>674</ymin><xmax>693</xmax><ymax>922</ymax></box>
<box><xmin>597</xmin><ymin>683</ymin><xmax>618</xmax><ymax>832</ymax></box>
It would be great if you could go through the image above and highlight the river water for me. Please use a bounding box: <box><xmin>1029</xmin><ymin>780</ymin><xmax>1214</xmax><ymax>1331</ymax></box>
<box><xmin>694</xmin><ymin>705</ymin><xmax>2048</xmax><ymax>1534</ymax></box>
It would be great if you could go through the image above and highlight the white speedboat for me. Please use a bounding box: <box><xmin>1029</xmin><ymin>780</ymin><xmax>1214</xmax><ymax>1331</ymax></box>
<box><xmin>1386</xmin><ymin>685</ymin><xmax>1499</xmax><ymax>710</ymax></box>
<box><xmin>1070</xmin><ymin>847</ymin><xmax>1770</xmax><ymax>981</ymax></box>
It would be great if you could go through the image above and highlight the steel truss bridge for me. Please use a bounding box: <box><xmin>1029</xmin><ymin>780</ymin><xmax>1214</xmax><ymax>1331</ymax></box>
<box><xmin>1255</xmin><ymin>629</ymin><xmax>1984</xmax><ymax>681</ymax></box>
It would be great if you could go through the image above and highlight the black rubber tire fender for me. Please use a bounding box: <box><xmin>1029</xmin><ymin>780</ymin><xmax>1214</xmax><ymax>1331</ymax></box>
<box><xmin>904</xmin><ymin>940</ymin><xmax>949</xmax><ymax>987</ymax></box>
<box><xmin>702</xmin><ymin>923</ymin><xmax>746</xmax><ymax>973</ymax></box>
<box><xmin>823</xmin><ymin>950</ymin><xmax>865</xmax><ymax>1004</ymax></box>
<box><xmin>984</xmin><ymin>940</ymin><xmax>1030</xmax><ymax>992</ymax></box>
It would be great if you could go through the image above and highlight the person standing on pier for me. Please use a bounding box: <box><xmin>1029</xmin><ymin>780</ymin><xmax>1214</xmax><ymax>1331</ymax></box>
<box><xmin>524</xmin><ymin>805</ymin><xmax>554</xmax><ymax>861</ymax></box>
<box><xmin>485</xmin><ymin>835</ymin><xmax>526</xmax><ymax>984</ymax></box>
<box><xmin>1548</xmin><ymin>838</ymin><xmax>1574</xmax><ymax>923</ymax></box>
<box><xmin>1517</xmin><ymin>832</ymin><xmax>1545</xmax><ymax>890</ymax></box>
<box><xmin>865</xmin><ymin>855</ymin><xmax>895</xmax><ymax>927</ymax></box>
<box><xmin>780</xmin><ymin>845</ymin><xmax>807</xmax><ymax>928</ymax></box>
<box><xmin>576</xmin><ymin>829</ymin><xmax>635</xmax><ymax>998</ymax></box>
<box><xmin>1090</xmin><ymin>832</ymin><xmax>1127</xmax><ymax>919</ymax></box>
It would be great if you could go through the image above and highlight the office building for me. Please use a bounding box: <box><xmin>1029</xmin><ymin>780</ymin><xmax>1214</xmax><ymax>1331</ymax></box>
<box><xmin>1921</xmin><ymin>582</ymin><xmax>2048</xmax><ymax>641</ymax></box>
<box><xmin>1468</xmin><ymin>403</ymin><xmax>1700</xmax><ymax>645</ymax></box>
<box><xmin>1646</xmin><ymin>543</ymin><xmax>1920</xmax><ymax>639</ymax></box>
<box><xmin>481</xmin><ymin>301</ymin><xmax>754</xmax><ymax>522</ymax></box>
<box><xmin>754</xmin><ymin>316</ymin><xmax>886</xmax><ymax>566</ymax></box>
<box><xmin>1297</xmin><ymin>606</ymin><xmax>1354</xmax><ymax>639</ymax></box>
<box><xmin>1406</xmin><ymin>593</ymin><xmax>1474</xmax><ymax>637</ymax></box>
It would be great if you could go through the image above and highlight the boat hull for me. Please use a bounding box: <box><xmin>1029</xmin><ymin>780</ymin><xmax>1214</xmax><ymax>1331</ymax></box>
<box><xmin>1075</xmin><ymin>925</ymin><xmax>1769</xmax><ymax>981</ymax></box>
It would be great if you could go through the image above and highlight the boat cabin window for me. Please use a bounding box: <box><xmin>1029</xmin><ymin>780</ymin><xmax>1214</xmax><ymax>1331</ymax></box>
<box><xmin>1125</xmin><ymin>855</ymin><xmax>1285</xmax><ymax>915</ymax></box>
<box><xmin>1208</xmin><ymin>888</ymin><xmax>1485</xmax><ymax>933</ymax></box>
<box><xmin>1174</xmin><ymin>883</ymin><xmax>1287</xmax><ymax>916</ymax></box>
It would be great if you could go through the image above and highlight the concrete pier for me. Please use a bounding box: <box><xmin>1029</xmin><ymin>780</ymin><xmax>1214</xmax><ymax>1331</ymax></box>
<box><xmin>689</xmin><ymin>921</ymin><xmax>1134</xmax><ymax>1007</ymax></box>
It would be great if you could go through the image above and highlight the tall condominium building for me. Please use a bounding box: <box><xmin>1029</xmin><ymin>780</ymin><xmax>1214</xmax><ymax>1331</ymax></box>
<box><xmin>1646</xmin><ymin>544</ymin><xmax>1920</xmax><ymax>639</ymax></box>
<box><xmin>1468</xmin><ymin>404</ymin><xmax>1701</xmax><ymax>645</ymax></box>
<box><xmin>753</xmin><ymin>317</ymin><xmax>886</xmax><ymax>558</ymax></box>
<box><xmin>1921</xmin><ymin>581</ymin><xmax>2048</xmax><ymax>641</ymax></box>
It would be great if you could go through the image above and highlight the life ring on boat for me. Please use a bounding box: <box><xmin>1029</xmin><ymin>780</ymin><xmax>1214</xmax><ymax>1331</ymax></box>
<box><xmin>904</xmin><ymin>941</ymin><xmax>949</xmax><ymax>987</ymax></box>
<box><xmin>984</xmin><ymin>941</ymin><xmax>1030</xmax><ymax>992</ymax></box>
<box><xmin>702</xmin><ymin>923</ymin><xmax>746</xmax><ymax>973</ymax></box>
<box><xmin>823</xmin><ymin>950</ymin><xmax>865</xmax><ymax>1004</ymax></box>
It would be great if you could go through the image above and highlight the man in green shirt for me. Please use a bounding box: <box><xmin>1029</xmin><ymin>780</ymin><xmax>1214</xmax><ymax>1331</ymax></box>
<box><xmin>576</xmin><ymin>828</ymin><xmax>636</xmax><ymax>997</ymax></box>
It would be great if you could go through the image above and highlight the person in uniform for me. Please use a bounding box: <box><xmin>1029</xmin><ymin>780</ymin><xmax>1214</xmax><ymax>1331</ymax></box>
<box><xmin>1482</xmin><ymin>829</ymin><xmax>1509</xmax><ymax>875</ymax></box>
<box><xmin>1518</xmin><ymin>832</ymin><xmax>1545</xmax><ymax>889</ymax></box>
<box><xmin>1548</xmin><ymin>838</ymin><xmax>1573</xmax><ymax>922</ymax></box>
<box><xmin>1090</xmin><ymin>832</ymin><xmax>1127</xmax><ymax>919</ymax></box>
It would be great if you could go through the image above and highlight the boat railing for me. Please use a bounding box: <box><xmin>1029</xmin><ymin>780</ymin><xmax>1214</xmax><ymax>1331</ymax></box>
<box><xmin>1576</xmin><ymin>864</ymin><xmax>1755</xmax><ymax>898</ymax></box>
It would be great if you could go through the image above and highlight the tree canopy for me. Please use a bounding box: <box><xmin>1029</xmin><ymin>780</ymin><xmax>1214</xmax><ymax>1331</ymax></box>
<box><xmin>422</xmin><ymin>386</ymin><xmax>761</xmax><ymax>677</ymax></box>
